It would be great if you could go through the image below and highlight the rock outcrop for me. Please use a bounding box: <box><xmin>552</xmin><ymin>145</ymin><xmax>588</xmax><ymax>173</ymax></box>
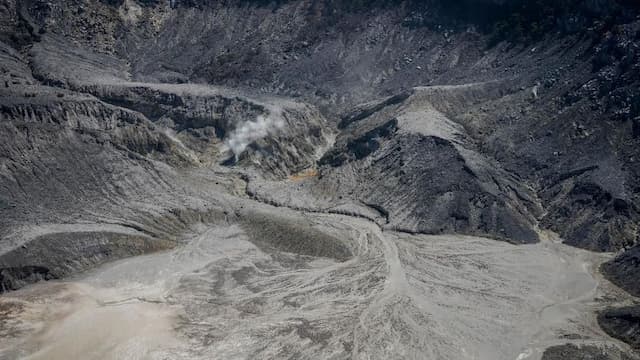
<box><xmin>598</xmin><ymin>306</ymin><xmax>640</xmax><ymax>350</ymax></box>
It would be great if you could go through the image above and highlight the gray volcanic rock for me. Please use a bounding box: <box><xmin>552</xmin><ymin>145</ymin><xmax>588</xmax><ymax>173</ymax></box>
<box><xmin>314</xmin><ymin>86</ymin><xmax>540</xmax><ymax>242</ymax></box>
<box><xmin>602</xmin><ymin>245</ymin><xmax>640</xmax><ymax>297</ymax></box>
<box><xmin>66</xmin><ymin>0</ymin><xmax>638</xmax><ymax>252</ymax></box>
<box><xmin>5</xmin><ymin>0</ymin><xmax>638</xmax><ymax>246</ymax></box>
<box><xmin>25</xmin><ymin>33</ymin><xmax>334</xmax><ymax>177</ymax></box>
<box><xmin>0</xmin><ymin>0</ymin><xmax>636</xmax><ymax>277</ymax></box>
<box><xmin>1</xmin><ymin>0</ymin><xmax>636</xmax><ymax>277</ymax></box>
<box><xmin>542</xmin><ymin>343</ymin><xmax>634</xmax><ymax>360</ymax></box>
<box><xmin>0</xmin><ymin>32</ymin><xmax>332</xmax><ymax>294</ymax></box>
<box><xmin>598</xmin><ymin>306</ymin><xmax>640</xmax><ymax>350</ymax></box>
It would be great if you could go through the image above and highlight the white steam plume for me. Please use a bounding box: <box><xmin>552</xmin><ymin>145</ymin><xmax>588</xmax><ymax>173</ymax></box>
<box><xmin>224</xmin><ymin>114</ymin><xmax>285</xmax><ymax>158</ymax></box>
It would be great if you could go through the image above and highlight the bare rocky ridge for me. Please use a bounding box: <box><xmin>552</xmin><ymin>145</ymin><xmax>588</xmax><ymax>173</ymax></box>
<box><xmin>542</xmin><ymin>343</ymin><xmax>635</xmax><ymax>360</ymax></box>
<box><xmin>599</xmin><ymin>306</ymin><xmax>640</xmax><ymax>350</ymax></box>
<box><xmin>603</xmin><ymin>246</ymin><xmax>640</xmax><ymax>298</ymax></box>
<box><xmin>1</xmin><ymin>0</ymin><xmax>640</xmax><ymax>358</ymax></box>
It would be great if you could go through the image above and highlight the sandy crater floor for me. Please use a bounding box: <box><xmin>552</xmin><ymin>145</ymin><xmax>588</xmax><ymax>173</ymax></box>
<box><xmin>0</xmin><ymin>213</ymin><xmax>635</xmax><ymax>360</ymax></box>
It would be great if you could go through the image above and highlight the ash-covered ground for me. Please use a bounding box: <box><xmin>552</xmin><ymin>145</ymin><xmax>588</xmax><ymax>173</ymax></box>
<box><xmin>1</xmin><ymin>0</ymin><xmax>640</xmax><ymax>359</ymax></box>
<box><xmin>0</xmin><ymin>203</ymin><xmax>635</xmax><ymax>359</ymax></box>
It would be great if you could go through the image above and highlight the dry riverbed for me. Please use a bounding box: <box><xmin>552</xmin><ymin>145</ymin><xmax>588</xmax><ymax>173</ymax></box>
<box><xmin>0</xmin><ymin>214</ymin><xmax>636</xmax><ymax>360</ymax></box>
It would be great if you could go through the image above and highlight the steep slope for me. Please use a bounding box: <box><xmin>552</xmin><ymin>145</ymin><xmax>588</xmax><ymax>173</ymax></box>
<box><xmin>285</xmin><ymin>83</ymin><xmax>541</xmax><ymax>242</ymax></box>
<box><xmin>121</xmin><ymin>0</ymin><xmax>640</xmax><ymax>252</ymax></box>
<box><xmin>599</xmin><ymin>306</ymin><xmax>640</xmax><ymax>350</ymax></box>
<box><xmin>1</xmin><ymin>0</ymin><xmax>639</xmax><ymax>290</ymax></box>
<box><xmin>0</xmin><ymin>29</ymin><xmax>333</xmax><ymax>291</ymax></box>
